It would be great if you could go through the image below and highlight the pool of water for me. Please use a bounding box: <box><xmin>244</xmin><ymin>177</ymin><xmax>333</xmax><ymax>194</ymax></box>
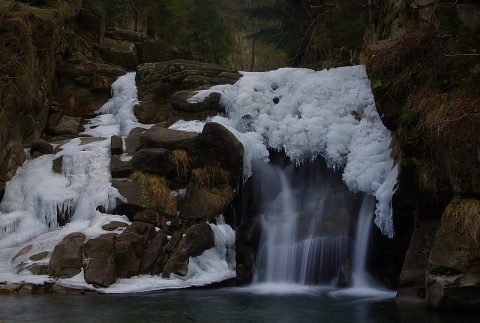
<box><xmin>0</xmin><ymin>285</ymin><xmax>475</xmax><ymax>323</ymax></box>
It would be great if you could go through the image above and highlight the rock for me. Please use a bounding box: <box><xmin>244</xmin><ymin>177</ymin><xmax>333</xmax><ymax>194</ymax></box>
<box><xmin>110</xmin><ymin>135</ymin><xmax>124</xmax><ymax>155</ymax></box>
<box><xmin>101</xmin><ymin>221</ymin><xmax>128</xmax><ymax>231</ymax></box>
<box><xmin>194</xmin><ymin>122</ymin><xmax>243</xmax><ymax>181</ymax></box>
<box><xmin>30</xmin><ymin>139</ymin><xmax>54</xmax><ymax>157</ymax></box>
<box><xmin>139</xmin><ymin>127</ymin><xmax>199</xmax><ymax>157</ymax></box>
<box><xmin>29</xmin><ymin>251</ymin><xmax>49</xmax><ymax>261</ymax></box>
<box><xmin>397</xmin><ymin>220</ymin><xmax>439</xmax><ymax>301</ymax></box>
<box><xmin>162</xmin><ymin>223</ymin><xmax>214</xmax><ymax>277</ymax></box>
<box><xmin>179</xmin><ymin>182</ymin><xmax>235</xmax><ymax>221</ymax></box>
<box><xmin>124</xmin><ymin>131</ymin><xmax>144</xmax><ymax>154</ymax></box>
<box><xmin>115</xmin><ymin>231</ymin><xmax>145</xmax><ymax>278</ymax></box>
<box><xmin>84</xmin><ymin>233</ymin><xmax>117</xmax><ymax>287</ymax></box>
<box><xmin>77</xmin><ymin>7</ymin><xmax>105</xmax><ymax>43</ymax></box>
<box><xmin>131</xmin><ymin>148</ymin><xmax>175</xmax><ymax>175</ymax></box>
<box><xmin>98</xmin><ymin>38</ymin><xmax>138</xmax><ymax>71</ymax></box>
<box><xmin>54</xmin><ymin>115</ymin><xmax>84</xmax><ymax>136</ymax></box>
<box><xmin>133</xmin><ymin>208</ymin><xmax>161</xmax><ymax>226</ymax></box>
<box><xmin>171</xmin><ymin>90</ymin><xmax>223</xmax><ymax>113</ymax></box>
<box><xmin>426</xmin><ymin>199</ymin><xmax>480</xmax><ymax>309</ymax></box>
<box><xmin>140</xmin><ymin>231</ymin><xmax>168</xmax><ymax>274</ymax></box>
<box><xmin>12</xmin><ymin>244</ymin><xmax>32</xmax><ymax>262</ymax></box>
<box><xmin>110</xmin><ymin>155</ymin><xmax>132</xmax><ymax>178</ymax></box>
<box><xmin>29</xmin><ymin>264</ymin><xmax>48</xmax><ymax>275</ymax></box>
<box><xmin>124</xmin><ymin>221</ymin><xmax>155</xmax><ymax>245</ymax></box>
<box><xmin>105</xmin><ymin>27</ymin><xmax>150</xmax><ymax>43</ymax></box>
<box><xmin>48</xmin><ymin>232</ymin><xmax>86</xmax><ymax>279</ymax></box>
<box><xmin>139</xmin><ymin>39</ymin><xmax>179</xmax><ymax>63</ymax></box>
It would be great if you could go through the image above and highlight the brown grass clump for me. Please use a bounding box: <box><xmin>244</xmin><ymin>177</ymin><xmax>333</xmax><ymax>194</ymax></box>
<box><xmin>169</xmin><ymin>150</ymin><xmax>192</xmax><ymax>179</ymax></box>
<box><xmin>191</xmin><ymin>165</ymin><xmax>231</xmax><ymax>188</ymax></box>
<box><xmin>451</xmin><ymin>199</ymin><xmax>480</xmax><ymax>243</ymax></box>
<box><xmin>131</xmin><ymin>171</ymin><xmax>176</xmax><ymax>213</ymax></box>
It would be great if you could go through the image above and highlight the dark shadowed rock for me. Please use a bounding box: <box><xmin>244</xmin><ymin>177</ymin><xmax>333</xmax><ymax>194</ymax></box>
<box><xmin>84</xmin><ymin>233</ymin><xmax>117</xmax><ymax>287</ymax></box>
<box><xmin>54</xmin><ymin>115</ymin><xmax>84</xmax><ymax>136</ymax></box>
<box><xmin>397</xmin><ymin>220</ymin><xmax>439</xmax><ymax>301</ymax></box>
<box><xmin>426</xmin><ymin>199</ymin><xmax>480</xmax><ymax>310</ymax></box>
<box><xmin>194</xmin><ymin>122</ymin><xmax>243</xmax><ymax>180</ymax></box>
<box><xmin>131</xmin><ymin>148</ymin><xmax>175</xmax><ymax>175</ymax></box>
<box><xmin>139</xmin><ymin>39</ymin><xmax>180</xmax><ymax>63</ymax></box>
<box><xmin>48</xmin><ymin>232</ymin><xmax>86</xmax><ymax>279</ymax></box>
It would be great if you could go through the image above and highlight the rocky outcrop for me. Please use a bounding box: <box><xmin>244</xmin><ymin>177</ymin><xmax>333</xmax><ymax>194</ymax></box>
<box><xmin>363</xmin><ymin>0</ymin><xmax>480</xmax><ymax>309</ymax></box>
<box><xmin>135</xmin><ymin>60</ymin><xmax>241</xmax><ymax>124</ymax></box>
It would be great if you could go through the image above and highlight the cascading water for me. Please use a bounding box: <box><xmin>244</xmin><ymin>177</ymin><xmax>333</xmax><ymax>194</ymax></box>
<box><xmin>351</xmin><ymin>195</ymin><xmax>376</xmax><ymax>288</ymax></box>
<box><xmin>252</xmin><ymin>157</ymin><xmax>364</xmax><ymax>285</ymax></box>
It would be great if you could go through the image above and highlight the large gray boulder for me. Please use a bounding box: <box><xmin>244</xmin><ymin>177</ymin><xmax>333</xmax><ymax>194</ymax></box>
<box><xmin>98</xmin><ymin>38</ymin><xmax>138</xmax><ymax>70</ymax></box>
<box><xmin>139</xmin><ymin>126</ymin><xmax>199</xmax><ymax>157</ymax></box>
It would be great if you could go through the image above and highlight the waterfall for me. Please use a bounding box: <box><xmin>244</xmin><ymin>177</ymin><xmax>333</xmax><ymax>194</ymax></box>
<box><xmin>351</xmin><ymin>195</ymin><xmax>376</xmax><ymax>287</ymax></box>
<box><xmin>252</xmin><ymin>157</ymin><xmax>358</xmax><ymax>285</ymax></box>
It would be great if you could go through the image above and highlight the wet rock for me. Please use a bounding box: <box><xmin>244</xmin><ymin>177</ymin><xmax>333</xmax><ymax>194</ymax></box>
<box><xmin>48</xmin><ymin>232</ymin><xmax>86</xmax><ymax>279</ymax></box>
<box><xmin>133</xmin><ymin>208</ymin><xmax>161</xmax><ymax>226</ymax></box>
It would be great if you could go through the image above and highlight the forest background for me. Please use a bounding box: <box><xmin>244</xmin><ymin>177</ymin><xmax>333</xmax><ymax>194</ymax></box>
<box><xmin>92</xmin><ymin>0</ymin><xmax>368</xmax><ymax>71</ymax></box>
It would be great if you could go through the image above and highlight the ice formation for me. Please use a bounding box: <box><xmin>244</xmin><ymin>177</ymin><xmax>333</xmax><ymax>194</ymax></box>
<box><xmin>172</xmin><ymin>65</ymin><xmax>397</xmax><ymax>237</ymax></box>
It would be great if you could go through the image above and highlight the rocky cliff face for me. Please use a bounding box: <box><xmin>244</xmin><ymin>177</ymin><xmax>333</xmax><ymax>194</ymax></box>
<box><xmin>362</xmin><ymin>0</ymin><xmax>480</xmax><ymax>309</ymax></box>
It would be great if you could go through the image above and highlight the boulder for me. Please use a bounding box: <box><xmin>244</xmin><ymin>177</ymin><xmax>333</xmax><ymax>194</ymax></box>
<box><xmin>98</xmin><ymin>38</ymin><xmax>138</xmax><ymax>71</ymax></box>
<box><xmin>133</xmin><ymin>208</ymin><xmax>161</xmax><ymax>226</ymax></box>
<box><xmin>110</xmin><ymin>135</ymin><xmax>124</xmax><ymax>155</ymax></box>
<box><xmin>83</xmin><ymin>233</ymin><xmax>117</xmax><ymax>287</ymax></box>
<box><xmin>131</xmin><ymin>148</ymin><xmax>175</xmax><ymax>175</ymax></box>
<box><xmin>140</xmin><ymin>231</ymin><xmax>168</xmax><ymax>274</ymax></box>
<box><xmin>139</xmin><ymin>39</ymin><xmax>179</xmax><ymax>63</ymax></box>
<box><xmin>194</xmin><ymin>122</ymin><xmax>243</xmax><ymax>181</ymax></box>
<box><xmin>48</xmin><ymin>232</ymin><xmax>86</xmax><ymax>279</ymax></box>
<box><xmin>115</xmin><ymin>222</ymin><xmax>154</xmax><ymax>278</ymax></box>
<box><xmin>179</xmin><ymin>182</ymin><xmax>235</xmax><ymax>221</ymax></box>
<box><xmin>110</xmin><ymin>155</ymin><xmax>132</xmax><ymax>178</ymax></box>
<box><xmin>397</xmin><ymin>220</ymin><xmax>439</xmax><ymax>301</ymax></box>
<box><xmin>54</xmin><ymin>115</ymin><xmax>84</xmax><ymax>136</ymax></box>
<box><xmin>171</xmin><ymin>90</ymin><xmax>222</xmax><ymax>113</ymax></box>
<box><xmin>139</xmin><ymin>126</ymin><xmax>199</xmax><ymax>157</ymax></box>
<box><xmin>30</xmin><ymin>139</ymin><xmax>54</xmax><ymax>157</ymax></box>
<box><xmin>162</xmin><ymin>223</ymin><xmax>214</xmax><ymax>277</ymax></box>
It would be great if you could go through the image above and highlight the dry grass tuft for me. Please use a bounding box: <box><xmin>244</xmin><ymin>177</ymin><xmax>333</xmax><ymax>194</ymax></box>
<box><xmin>169</xmin><ymin>149</ymin><xmax>192</xmax><ymax>179</ymax></box>
<box><xmin>131</xmin><ymin>171</ymin><xmax>176</xmax><ymax>213</ymax></box>
<box><xmin>191</xmin><ymin>165</ymin><xmax>231</xmax><ymax>188</ymax></box>
<box><xmin>451</xmin><ymin>199</ymin><xmax>480</xmax><ymax>243</ymax></box>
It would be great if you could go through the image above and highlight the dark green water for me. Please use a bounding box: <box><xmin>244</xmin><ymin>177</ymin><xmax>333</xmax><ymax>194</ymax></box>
<box><xmin>0</xmin><ymin>286</ymin><xmax>475</xmax><ymax>323</ymax></box>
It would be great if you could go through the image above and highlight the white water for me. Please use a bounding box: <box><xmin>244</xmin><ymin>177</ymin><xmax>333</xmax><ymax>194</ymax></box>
<box><xmin>351</xmin><ymin>195</ymin><xmax>376</xmax><ymax>287</ymax></box>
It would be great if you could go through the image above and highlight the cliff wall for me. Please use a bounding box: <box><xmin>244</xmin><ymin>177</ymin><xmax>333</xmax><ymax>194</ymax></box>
<box><xmin>362</xmin><ymin>0</ymin><xmax>480</xmax><ymax>309</ymax></box>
